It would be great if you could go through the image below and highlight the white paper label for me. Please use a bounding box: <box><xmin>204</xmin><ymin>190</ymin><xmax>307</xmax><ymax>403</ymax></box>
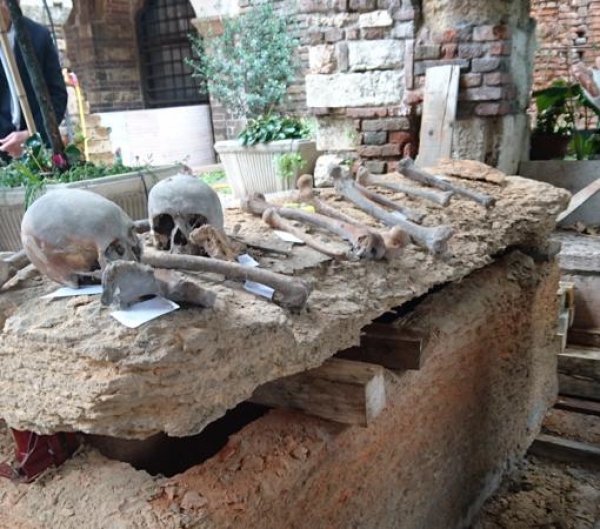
<box><xmin>244</xmin><ymin>280</ymin><xmax>275</xmax><ymax>300</ymax></box>
<box><xmin>237</xmin><ymin>254</ymin><xmax>260</xmax><ymax>267</ymax></box>
<box><xmin>42</xmin><ymin>285</ymin><xmax>103</xmax><ymax>299</ymax></box>
<box><xmin>110</xmin><ymin>296</ymin><xmax>180</xmax><ymax>328</ymax></box>
<box><xmin>273</xmin><ymin>230</ymin><xmax>305</xmax><ymax>244</ymax></box>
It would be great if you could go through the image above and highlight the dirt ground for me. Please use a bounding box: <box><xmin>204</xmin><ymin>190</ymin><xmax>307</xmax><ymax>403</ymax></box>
<box><xmin>469</xmin><ymin>408</ymin><xmax>600</xmax><ymax>529</ymax></box>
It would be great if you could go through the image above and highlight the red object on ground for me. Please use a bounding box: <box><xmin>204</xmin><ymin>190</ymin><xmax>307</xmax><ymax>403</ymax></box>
<box><xmin>0</xmin><ymin>429</ymin><xmax>80</xmax><ymax>483</ymax></box>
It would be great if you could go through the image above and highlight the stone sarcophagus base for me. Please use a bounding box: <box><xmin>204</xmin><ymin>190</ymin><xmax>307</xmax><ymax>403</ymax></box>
<box><xmin>0</xmin><ymin>250</ymin><xmax>560</xmax><ymax>529</ymax></box>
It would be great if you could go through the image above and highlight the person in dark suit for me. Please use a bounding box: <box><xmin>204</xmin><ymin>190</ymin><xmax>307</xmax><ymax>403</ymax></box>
<box><xmin>0</xmin><ymin>0</ymin><xmax>67</xmax><ymax>160</ymax></box>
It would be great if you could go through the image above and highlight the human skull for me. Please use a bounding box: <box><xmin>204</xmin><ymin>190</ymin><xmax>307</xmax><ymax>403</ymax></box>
<box><xmin>148</xmin><ymin>173</ymin><xmax>224</xmax><ymax>254</ymax></box>
<box><xmin>21</xmin><ymin>188</ymin><xmax>142</xmax><ymax>287</ymax></box>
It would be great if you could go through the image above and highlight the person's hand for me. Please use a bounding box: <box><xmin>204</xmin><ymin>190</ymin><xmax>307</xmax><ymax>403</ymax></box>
<box><xmin>0</xmin><ymin>130</ymin><xmax>30</xmax><ymax>159</ymax></box>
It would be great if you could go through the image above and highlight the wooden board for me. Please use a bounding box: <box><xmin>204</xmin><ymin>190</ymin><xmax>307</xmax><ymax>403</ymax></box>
<box><xmin>557</xmin><ymin>177</ymin><xmax>600</xmax><ymax>225</ymax></box>
<box><xmin>568</xmin><ymin>328</ymin><xmax>600</xmax><ymax>348</ymax></box>
<box><xmin>250</xmin><ymin>358</ymin><xmax>386</xmax><ymax>427</ymax></box>
<box><xmin>561</xmin><ymin>275</ymin><xmax>600</xmax><ymax>330</ymax></box>
<box><xmin>529</xmin><ymin>434</ymin><xmax>600</xmax><ymax>468</ymax></box>
<box><xmin>555</xmin><ymin>395</ymin><xmax>600</xmax><ymax>417</ymax></box>
<box><xmin>336</xmin><ymin>322</ymin><xmax>426</xmax><ymax>371</ymax></box>
<box><xmin>558</xmin><ymin>346</ymin><xmax>600</xmax><ymax>400</ymax></box>
<box><xmin>416</xmin><ymin>65</ymin><xmax>460</xmax><ymax>168</ymax></box>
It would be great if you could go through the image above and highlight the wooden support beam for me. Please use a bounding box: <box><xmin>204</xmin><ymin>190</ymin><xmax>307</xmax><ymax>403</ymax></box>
<box><xmin>250</xmin><ymin>358</ymin><xmax>386</xmax><ymax>427</ymax></box>
<box><xmin>568</xmin><ymin>328</ymin><xmax>600</xmax><ymax>348</ymax></box>
<box><xmin>558</xmin><ymin>346</ymin><xmax>600</xmax><ymax>400</ymax></box>
<box><xmin>529</xmin><ymin>434</ymin><xmax>600</xmax><ymax>468</ymax></box>
<box><xmin>557</xmin><ymin>177</ymin><xmax>600</xmax><ymax>225</ymax></box>
<box><xmin>336</xmin><ymin>323</ymin><xmax>427</xmax><ymax>371</ymax></box>
<box><xmin>555</xmin><ymin>395</ymin><xmax>600</xmax><ymax>417</ymax></box>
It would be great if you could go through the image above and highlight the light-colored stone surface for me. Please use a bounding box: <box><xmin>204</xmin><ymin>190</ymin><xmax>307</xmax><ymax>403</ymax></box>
<box><xmin>348</xmin><ymin>40</ymin><xmax>405</xmax><ymax>71</ymax></box>
<box><xmin>0</xmin><ymin>250</ymin><xmax>561</xmax><ymax>529</ymax></box>
<box><xmin>309</xmin><ymin>45</ymin><xmax>336</xmax><ymax>74</ymax></box>
<box><xmin>315</xmin><ymin>117</ymin><xmax>358</xmax><ymax>152</ymax></box>
<box><xmin>313</xmin><ymin>154</ymin><xmax>352</xmax><ymax>187</ymax></box>
<box><xmin>359</xmin><ymin>10</ymin><xmax>394</xmax><ymax>28</ymax></box>
<box><xmin>0</xmin><ymin>176</ymin><xmax>569</xmax><ymax>439</ymax></box>
<box><xmin>422</xmin><ymin>0</ymin><xmax>529</xmax><ymax>28</ymax></box>
<box><xmin>306</xmin><ymin>71</ymin><xmax>404</xmax><ymax>107</ymax></box>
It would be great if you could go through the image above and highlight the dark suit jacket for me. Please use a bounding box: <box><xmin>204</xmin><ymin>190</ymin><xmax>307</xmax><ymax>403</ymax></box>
<box><xmin>0</xmin><ymin>17</ymin><xmax>67</xmax><ymax>148</ymax></box>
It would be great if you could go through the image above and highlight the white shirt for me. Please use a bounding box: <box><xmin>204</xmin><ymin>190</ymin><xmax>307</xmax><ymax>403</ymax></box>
<box><xmin>0</xmin><ymin>25</ymin><xmax>22</xmax><ymax>130</ymax></box>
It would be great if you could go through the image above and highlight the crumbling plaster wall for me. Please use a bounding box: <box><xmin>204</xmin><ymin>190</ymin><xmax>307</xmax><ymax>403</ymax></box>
<box><xmin>0</xmin><ymin>251</ymin><xmax>561</xmax><ymax>529</ymax></box>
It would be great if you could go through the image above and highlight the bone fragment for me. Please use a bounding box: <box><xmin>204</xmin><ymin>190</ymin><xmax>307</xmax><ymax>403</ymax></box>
<box><xmin>189</xmin><ymin>225</ymin><xmax>239</xmax><ymax>261</ymax></box>
<box><xmin>295</xmin><ymin>175</ymin><xmax>408</xmax><ymax>258</ymax></box>
<box><xmin>356</xmin><ymin>167</ymin><xmax>453</xmax><ymax>206</ymax></box>
<box><xmin>142</xmin><ymin>250</ymin><xmax>311</xmax><ymax>311</ymax></box>
<box><xmin>243</xmin><ymin>193</ymin><xmax>387</xmax><ymax>260</ymax></box>
<box><xmin>397</xmin><ymin>158</ymin><xmax>496</xmax><ymax>208</ymax></box>
<box><xmin>133</xmin><ymin>219</ymin><xmax>151</xmax><ymax>234</ymax></box>
<box><xmin>101</xmin><ymin>260</ymin><xmax>217</xmax><ymax>309</ymax></box>
<box><xmin>354</xmin><ymin>181</ymin><xmax>424</xmax><ymax>223</ymax></box>
<box><xmin>0</xmin><ymin>249</ymin><xmax>30</xmax><ymax>288</ymax></box>
<box><xmin>262</xmin><ymin>208</ymin><xmax>348</xmax><ymax>261</ymax></box>
<box><xmin>101</xmin><ymin>261</ymin><xmax>159</xmax><ymax>308</ymax></box>
<box><xmin>331</xmin><ymin>166</ymin><xmax>453</xmax><ymax>255</ymax></box>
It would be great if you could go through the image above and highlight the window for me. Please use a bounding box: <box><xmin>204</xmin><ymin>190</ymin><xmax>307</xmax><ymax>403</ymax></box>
<box><xmin>137</xmin><ymin>0</ymin><xmax>207</xmax><ymax>108</ymax></box>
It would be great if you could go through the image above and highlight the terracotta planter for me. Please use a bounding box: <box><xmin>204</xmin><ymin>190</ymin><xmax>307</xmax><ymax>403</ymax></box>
<box><xmin>529</xmin><ymin>132</ymin><xmax>571</xmax><ymax>160</ymax></box>
<box><xmin>0</xmin><ymin>164</ymin><xmax>183</xmax><ymax>251</ymax></box>
<box><xmin>214</xmin><ymin>139</ymin><xmax>318</xmax><ymax>198</ymax></box>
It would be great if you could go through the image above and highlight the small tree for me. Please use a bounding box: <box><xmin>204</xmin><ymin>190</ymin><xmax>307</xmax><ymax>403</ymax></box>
<box><xmin>187</xmin><ymin>1</ymin><xmax>299</xmax><ymax>120</ymax></box>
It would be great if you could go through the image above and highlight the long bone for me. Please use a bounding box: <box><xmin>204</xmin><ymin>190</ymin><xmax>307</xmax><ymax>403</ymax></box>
<box><xmin>142</xmin><ymin>251</ymin><xmax>311</xmax><ymax>311</ymax></box>
<box><xmin>0</xmin><ymin>249</ymin><xmax>30</xmax><ymax>288</ymax></box>
<box><xmin>242</xmin><ymin>193</ymin><xmax>387</xmax><ymax>260</ymax></box>
<box><xmin>397</xmin><ymin>157</ymin><xmax>496</xmax><ymax>208</ymax></box>
<box><xmin>331</xmin><ymin>166</ymin><xmax>453</xmax><ymax>255</ymax></box>
<box><xmin>294</xmin><ymin>175</ymin><xmax>410</xmax><ymax>258</ymax></box>
<box><xmin>356</xmin><ymin>166</ymin><xmax>453</xmax><ymax>207</ymax></box>
<box><xmin>262</xmin><ymin>209</ymin><xmax>348</xmax><ymax>261</ymax></box>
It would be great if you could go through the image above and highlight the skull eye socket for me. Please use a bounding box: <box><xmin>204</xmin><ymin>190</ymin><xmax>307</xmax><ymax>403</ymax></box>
<box><xmin>105</xmin><ymin>239</ymin><xmax>126</xmax><ymax>260</ymax></box>
<box><xmin>188</xmin><ymin>214</ymin><xmax>207</xmax><ymax>230</ymax></box>
<box><xmin>155</xmin><ymin>214</ymin><xmax>175</xmax><ymax>236</ymax></box>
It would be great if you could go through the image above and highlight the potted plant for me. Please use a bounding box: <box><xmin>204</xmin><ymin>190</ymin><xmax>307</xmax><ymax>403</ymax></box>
<box><xmin>0</xmin><ymin>134</ymin><xmax>183</xmax><ymax>251</ymax></box>
<box><xmin>187</xmin><ymin>1</ymin><xmax>318</xmax><ymax>198</ymax></box>
<box><xmin>530</xmin><ymin>79</ymin><xmax>600</xmax><ymax>160</ymax></box>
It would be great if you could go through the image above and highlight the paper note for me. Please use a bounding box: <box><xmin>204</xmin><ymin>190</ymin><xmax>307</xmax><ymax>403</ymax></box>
<box><xmin>237</xmin><ymin>254</ymin><xmax>260</xmax><ymax>267</ymax></box>
<box><xmin>244</xmin><ymin>280</ymin><xmax>275</xmax><ymax>300</ymax></box>
<box><xmin>42</xmin><ymin>285</ymin><xmax>103</xmax><ymax>299</ymax></box>
<box><xmin>110</xmin><ymin>296</ymin><xmax>180</xmax><ymax>328</ymax></box>
<box><xmin>273</xmin><ymin>230</ymin><xmax>305</xmax><ymax>244</ymax></box>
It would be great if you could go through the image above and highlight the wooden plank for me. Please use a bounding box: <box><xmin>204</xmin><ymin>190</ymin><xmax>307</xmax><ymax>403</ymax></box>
<box><xmin>556</xmin><ymin>395</ymin><xmax>600</xmax><ymax>417</ymax></box>
<box><xmin>337</xmin><ymin>322</ymin><xmax>426</xmax><ymax>371</ymax></box>
<box><xmin>558</xmin><ymin>373</ymin><xmax>600</xmax><ymax>401</ymax></box>
<box><xmin>250</xmin><ymin>358</ymin><xmax>386</xmax><ymax>427</ymax></box>
<box><xmin>529</xmin><ymin>434</ymin><xmax>600</xmax><ymax>468</ymax></box>
<box><xmin>568</xmin><ymin>327</ymin><xmax>600</xmax><ymax>348</ymax></box>
<box><xmin>554</xmin><ymin>232</ymin><xmax>600</xmax><ymax>274</ymax></box>
<box><xmin>557</xmin><ymin>177</ymin><xmax>600</xmax><ymax>225</ymax></box>
<box><xmin>416</xmin><ymin>65</ymin><xmax>460</xmax><ymax>168</ymax></box>
<box><xmin>559</xmin><ymin>346</ymin><xmax>600</xmax><ymax>379</ymax></box>
<box><xmin>561</xmin><ymin>275</ymin><xmax>600</xmax><ymax>330</ymax></box>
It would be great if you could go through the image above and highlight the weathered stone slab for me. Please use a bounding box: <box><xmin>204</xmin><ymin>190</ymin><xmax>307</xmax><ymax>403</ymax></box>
<box><xmin>348</xmin><ymin>40</ymin><xmax>404</xmax><ymax>71</ymax></box>
<box><xmin>359</xmin><ymin>10</ymin><xmax>393</xmax><ymax>28</ymax></box>
<box><xmin>316</xmin><ymin>117</ymin><xmax>358</xmax><ymax>151</ymax></box>
<box><xmin>0</xmin><ymin>176</ymin><xmax>569</xmax><ymax>439</ymax></box>
<box><xmin>306</xmin><ymin>71</ymin><xmax>404</xmax><ymax>107</ymax></box>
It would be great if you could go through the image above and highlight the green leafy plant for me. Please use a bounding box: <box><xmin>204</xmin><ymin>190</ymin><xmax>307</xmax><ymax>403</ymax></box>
<box><xmin>187</xmin><ymin>1</ymin><xmax>299</xmax><ymax>121</ymax></box>
<box><xmin>238</xmin><ymin>114</ymin><xmax>311</xmax><ymax>146</ymax></box>
<box><xmin>533</xmin><ymin>79</ymin><xmax>600</xmax><ymax>159</ymax></box>
<box><xmin>273</xmin><ymin>152</ymin><xmax>307</xmax><ymax>182</ymax></box>
<box><xmin>0</xmin><ymin>133</ymin><xmax>141</xmax><ymax>207</ymax></box>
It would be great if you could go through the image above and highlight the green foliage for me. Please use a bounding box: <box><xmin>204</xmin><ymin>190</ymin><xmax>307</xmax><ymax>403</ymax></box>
<box><xmin>187</xmin><ymin>1</ymin><xmax>299</xmax><ymax>120</ymax></box>
<box><xmin>0</xmin><ymin>133</ymin><xmax>141</xmax><ymax>207</ymax></box>
<box><xmin>533</xmin><ymin>79</ymin><xmax>600</xmax><ymax>159</ymax></box>
<box><xmin>238</xmin><ymin>114</ymin><xmax>311</xmax><ymax>146</ymax></box>
<box><xmin>273</xmin><ymin>152</ymin><xmax>307</xmax><ymax>181</ymax></box>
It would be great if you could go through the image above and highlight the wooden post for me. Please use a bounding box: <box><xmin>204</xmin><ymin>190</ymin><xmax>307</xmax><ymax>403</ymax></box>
<box><xmin>6</xmin><ymin>0</ymin><xmax>62</xmax><ymax>154</ymax></box>
<box><xmin>0</xmin><ymin>6</ymin><xmax>35</xmax><ymax>134</ymax></box>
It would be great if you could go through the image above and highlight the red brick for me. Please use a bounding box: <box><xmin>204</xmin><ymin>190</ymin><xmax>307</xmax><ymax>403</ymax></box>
<box><xmin>389</xmin><ymin>131</ymin><xmax>413</xmax><ymax>144</ymax></box>
<box><xmin>358</xmin><ymin>145</ymin><xmax>383</xmax><ymax>157</ymax></box>
<box><xmin>441</xmin><ymin>43</ymin><xmax>458</xmax><ymax>59</ymax></box>
<box><xmin>474</xmin><ymin>101</ymin><xmax>511</xmax><ymax>116</ymax></box>
<box><xmin>460</xmin><ymin>73</ymin><xmax>483</xmax><ymax>88</ymax></box>
<box><xmin>403</xmin><ymin>89</ymin><xmax>423</xmax><ymax>105</ymax></box>
<box><xmin>488</xmin><ymin>41</ymin><xmax>511</xmax><ymax>56</ymax></box>
<box><xmin>346</xmin><ymin>107</ymin><xmax>388</xmax><ymax>118</ymax></box>
<box><xmin>473</xmin><ymin>25</ymin><xmax>511</xmax><ymax>41</ymax></box>
<box><xmin>381</xmin><ymin>143</ymin><xmax>402</xmax><ymax>156</ymax></box>
<box><xmin>484</xmin><ymin>72</ymin><xmax>512</xmax><ymax>86</ymax></box>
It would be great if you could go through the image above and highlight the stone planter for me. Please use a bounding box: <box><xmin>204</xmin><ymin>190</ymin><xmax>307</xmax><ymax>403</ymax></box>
<box><xmin>0</xmin><ymin>164</ymin><xmax>182</xmax><ymax>251</ymax></box>
<box><xmin>214</xmin><ymin>139</ymin><xmax>318</xmax><ymax>198</ymax></box>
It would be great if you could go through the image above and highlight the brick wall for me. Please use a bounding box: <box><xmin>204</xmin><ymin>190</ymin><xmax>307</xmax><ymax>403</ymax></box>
<box><xmin>531</xmin><ymin>0</ymin><xmax>598</xmax><ymax>91</ymax></box>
